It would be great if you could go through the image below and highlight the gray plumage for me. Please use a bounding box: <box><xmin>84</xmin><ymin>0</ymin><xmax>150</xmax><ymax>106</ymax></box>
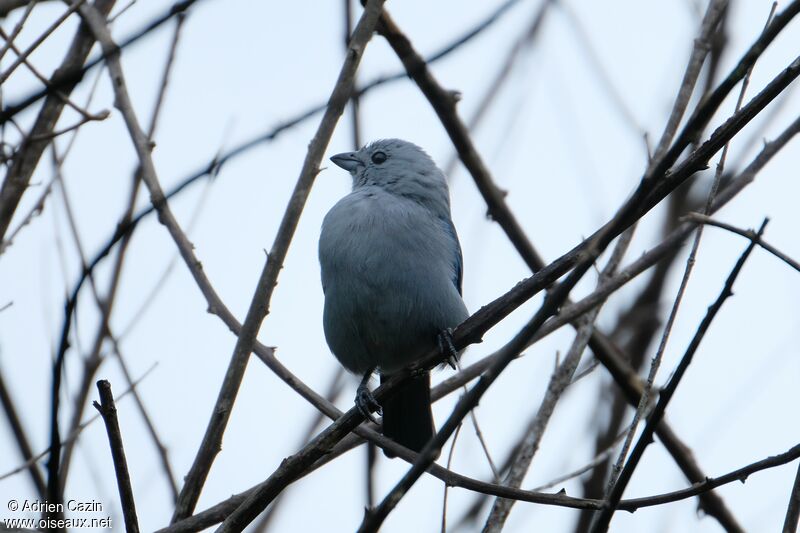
<box><xmin>319</xmin><ymin>138</ymin><xmax>469</xmax><ymax>452</ymax></box>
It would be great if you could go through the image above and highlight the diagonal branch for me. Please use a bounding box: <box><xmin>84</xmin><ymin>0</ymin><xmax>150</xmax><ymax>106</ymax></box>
<box><xmin>358</xmin><ymin>24</ymin><xmax>800</xmax><ymax>531</ymax></box>
<box><xmin>191</xmin><ymin>39</ymin><xmax>800</xmax><ymax>528</ymax></box>
<box><xmin>154</xmin><ymin>404</ymin><xmax>800</xmax><ymax>533</ymax></box>
<box><xmin>169</xmin><ymin>0</ymin><xmax>386</xmax><ymax>522</ymax></box>
<box><xmin>483</xmin><ymin>229</ymin><xmax>635</xmax><ymax>532</ymax></box>
<box><xmin>0</xmin><ymin>0</ymin><xmax>117</xmax><ymax>244</ymax></box>
<box><xmin>591</xmin><ymin>219</ymin><xmax>769</xmax><ymax>532</ymax></box>
<box><xmin>373</xmin><ymin>4</ymin><xmax>799</xmax><ymax>527</ymax></box>
<box><xmin>0</xmin><ymin>363</ymin><xmax>156</xmax><ymax>484</ymax></box>
<box><xmin>200</xmin><ymin>3</ymin><xmax>385</xmax><ymax>528</ymax></box>
<box><xmin>151</xmin><ymin>103</ymin><xmax>799</xmax><ymax>533</ymax></box>
<box><xmin>0</xmin><ymin>0</ymin><xmax>203</xmax><ymax>127</ymax></box>
<box><xmin>434</xmin><ymin>109</ymin><xmax>800</xmax><ymax>415</ymax></box>
<box><xmin>0</xmin><ymin>366</ymin><xmax>46</xmax><ymax>497</ymax></box>
<box><xmin>53</xmin><ymin>13</ymin><xmax>185</xmax><ymax>500</ymax></box>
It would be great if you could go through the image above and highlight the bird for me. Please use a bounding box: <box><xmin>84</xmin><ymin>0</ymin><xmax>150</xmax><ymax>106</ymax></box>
<box><xmin>319</xmin><ymin>138</ymin><xmax>469</xmax><ymax>454</ymax></box>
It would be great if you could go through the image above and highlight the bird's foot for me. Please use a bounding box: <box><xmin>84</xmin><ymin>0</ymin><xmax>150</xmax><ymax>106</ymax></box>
<box><xmin>437</xmin><ymin>328</ymin><xmax>459</xmax><ymax>370</ymax></box>
<box><xmin>356</xmin><ymin>380</ymin><xmax>382</xmax><ymax>424</ymax></box>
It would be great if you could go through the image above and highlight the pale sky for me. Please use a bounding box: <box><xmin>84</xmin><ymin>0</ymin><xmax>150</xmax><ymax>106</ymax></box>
<box><xmin>1</xmin><ymin>1</ymin><xmax>799</xmax><ymax>532</ymax></box>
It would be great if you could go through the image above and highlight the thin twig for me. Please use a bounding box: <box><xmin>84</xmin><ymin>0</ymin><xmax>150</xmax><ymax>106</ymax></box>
<box><xmin>43</xmin><ymin>0</ymin><xmax>526</xmax><ymax>288</ymax></box>
<box><xmin>784</xmin><ymin>461</ymin><xmax>800</xmax><ymax>533</ymax></box>
<box><xmin>250</xmin><ymin>368</ymin><xmax>345</xmax><ymax>532</ymax></box>
<box><xmin>55</xmin><ymin>14</ymin><xmax>185</xmax><ymax>499</ymax></box>
<box><xmin>440</xmin><ymin>422</ymin><xmax>463</xmax><ymax>533</ymax></box>
<box><xmin>0</xmin><ymin>363</ymin><xmax>156</xmax><ymax>483</ymax></box>
<box><xmin>166</xmin><ymin>0</ymin><xmax>385</xmax><ymax>525</ymax></box>
<box><xmin>27</xmin><ymin>114</ymin><xmax>109</xmax><ymax>140</ymax></box>
<box><xmin>156</xmin><ymin>417</ymin><xmax>800</xmax><ymax>533</ymax></box>
<box><xmin>531</xmin><ymin>428</ymin><xmax>629</xmax><ymax>493</ymax></box>
<box><xmin>93</xmin><ymin>380</ymin><xmax>140</xmax><ymax>533</ymax></box>
<box><xmin>443</xmin><ymin>0</ymin><xmax>555</xmax><ymax>177</ymax></box>
<box><xmin>35</xmin><ymin>0</ymin><xmax>120</xmax><ymax>517</ymax></box>
<box><xmin>0</xmin><ymin>0</ymin><xmax>203</xmax><ymax>127</ymax></box>
<box><xmin>591</xmin><ymin>219</ymin><xmax>769</xmax><ymax>532</ymax></box>
<box><xmin>607</xmin><ymin>0</ymin><xmax>774</xmax><ymax>503</ymax></box>
<box><xmin>0</xmin><ymin>176</ymin><xmax>54</xmax><ymax>255</ymax></box>
<box><xmin>618</xmin><ymin>441</ymin><xmax>800</xmax><ymax>510</ymax></box>
<box><xmin>651</xmin><ymin>0</ymin><xmax>729</xmax><ymax>162</ymax></box>
<box><xmin>0</xmin><ymin>366</ymin><xmax>46</xmax><ymax>497</ymax></box>
<box><xmin>360</xmin><ymin>4</ymin><xmax>800</xmax><ymax>528</ymax></box>
<box><xmin>684</xmin><ymin>213</ymin><xmax>800</xmax><ymax>273</ymax></box>
<box><xmin>484</xmin><ymin>229</ymin><xmax>634</xmax><ymax>532</ymax></box>
<box><xmin>469</xmin><ymin>405</ymin><xmax>501</xmax><ymax>483</ymax></box>
<box><xmin>1</xmin><ymin>49</ymin><xmax>107</xmax><ymax>124</ymax></box>
<box><xmin>0</xmin><ymin>0</ymin><xmax>37</xmax><ymax>63</ymax></box>
<box><xmin>556</xmin><ymin>2</ymin><xmax>645</xmax><ymax>138</ymax></box>
<box><xmin>0</xmin><ymin>0</ymin><xmax>87</xmax><ymax>86</ymax></box>
<box><xmin>0</xmin><ymin>0</ymin><xmax>117</xmax><ymax>245</ymax></box>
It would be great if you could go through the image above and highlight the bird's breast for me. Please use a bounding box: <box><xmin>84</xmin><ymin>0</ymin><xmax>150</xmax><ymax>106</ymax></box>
<box><xmin>319</xmin><ymin>190</ymin><xmax>466</xmax><ymax>373</ymax></box>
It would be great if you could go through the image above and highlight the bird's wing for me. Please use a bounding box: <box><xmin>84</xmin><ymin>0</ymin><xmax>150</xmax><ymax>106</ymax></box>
<box><xmin>439</xmin><ymin>216</ymin><xmax>464</xmax><ymax>296</ymax></box>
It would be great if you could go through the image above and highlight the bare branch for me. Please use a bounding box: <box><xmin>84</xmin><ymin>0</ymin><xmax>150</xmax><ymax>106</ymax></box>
<box><xmin>607</xmin><ymin>2</ymin><xmax>775</xmax><ymax>509</ymax></box>
<box><xmin>0</xmin><ymin>0</ymin><xmax>202</xmax><ymax>126</ymax></box>
<box><xmin>35</xmin><ymin>0</ymin><xmax>119</xmax><ymax>517</ymax></box>
<box><xmin>784</xmin><ymin>461</ymin><xmax>800</xmax><ymax>533</ymax></box>
<box><xmin>157</xmin><ymin>410</ymin><xmax>800</xmax><ymax>533</ymax></box>
<box><xmin>651</xmin><ymin>0</ymin><xmax>729</xmax><ymax>162</ymax></box>
<box><xmin>359</xmin><ymin>40</ymin><xmax>800</xmax><ymax>533</ymax></box>
<box><xmin>55</xmin><ymin>12</ymin><xmax>186</xmax><ymax>500</ymax></box>
<box><xmin>484</xmin><ymin>229</ymin><xmax>635</xmax><ymax>532</ymax></box>
<box><xmin>0</xmin><ymin>0</ymin><xmax>116</xmax><ymax>245</ymax></box>
<box><xmin>93</xmin><ymin>380</ymin><xmax>140</xmax><ymax>533</ymax></box>
<box><xmin>0</xmin><ymin>1</ymin><xmax>89</xmax><ymax>87</ymax></box>
<box><xmin>0</xmin><ymin>366</ymin><xmax>46</xmax><ymax>497</ymax></box>
<box><xmin>170</xmin><ymin>0</ymin><xmax>386</xmax><ymax>525</ymax></box>
<box><xmin>0</xmin><ymin>363</ymin><xmax>156</xmax><ymax>484</ymax></box>
<box><xmin>685</xmin><ymin>213</ymin><xmax>800</xmax><ymax>273</ymax></box>
<box><xmin>591</xmin><ymin>219</ymin><xmax>769</xmax><ymax>532</ymax></box>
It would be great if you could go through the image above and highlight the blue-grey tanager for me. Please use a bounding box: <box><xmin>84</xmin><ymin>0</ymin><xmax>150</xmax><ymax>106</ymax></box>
<box><xmin>319</xmin><ymin>138</ymin><xmax>469</xmax><ymax>453</ymax></box>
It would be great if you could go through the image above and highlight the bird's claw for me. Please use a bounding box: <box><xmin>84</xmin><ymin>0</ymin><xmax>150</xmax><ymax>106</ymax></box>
<box><xmin>437</xmin><ymin>328</ymin><xmax>459</xmax><ymax>369</ymax></box>
<box><xmin>356</xmin><ymin>382</ymin><xmax>382</xmax><ymax>424</ymax></box>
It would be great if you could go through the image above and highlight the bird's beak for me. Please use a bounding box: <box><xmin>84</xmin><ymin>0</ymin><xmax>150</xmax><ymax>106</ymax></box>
<box><xmin>330</xmin><ymin>151</ymin><xmax>361</xmax><ymax>172</ymax></box>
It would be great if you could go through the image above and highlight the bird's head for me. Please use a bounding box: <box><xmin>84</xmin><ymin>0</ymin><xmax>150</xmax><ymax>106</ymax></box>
<box><xmin>330</xmin><ymin>139</ymin><xmax>451</xmax><ymax>210</ymax></box>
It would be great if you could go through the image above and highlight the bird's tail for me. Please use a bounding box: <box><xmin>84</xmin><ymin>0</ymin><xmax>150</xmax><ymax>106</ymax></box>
<box><xmin>380</xmin><ymin>372</ymin><xmax>435</xmax><ymax>457</ymax></box>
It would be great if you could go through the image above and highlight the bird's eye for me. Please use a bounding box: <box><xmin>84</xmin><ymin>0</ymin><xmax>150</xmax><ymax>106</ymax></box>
<box><xmin>371</xmin><ymin>151</ymin><xmax>387</xmax><ymax>164</ymax></box>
